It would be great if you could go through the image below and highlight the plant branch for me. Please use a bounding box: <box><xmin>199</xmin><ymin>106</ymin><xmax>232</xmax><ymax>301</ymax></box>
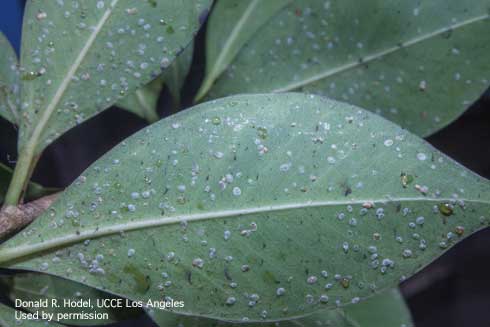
<box><xmin>0</xmin><ymin>193</ymin><xmax>59</xmax><ymax>240</ymax></box>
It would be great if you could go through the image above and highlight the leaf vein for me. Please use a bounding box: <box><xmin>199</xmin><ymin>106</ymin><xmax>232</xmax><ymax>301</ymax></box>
<box><xmin>273</xmin><ymin>14</ymin><xmax>489</xmax><ymax>92</ymax></box>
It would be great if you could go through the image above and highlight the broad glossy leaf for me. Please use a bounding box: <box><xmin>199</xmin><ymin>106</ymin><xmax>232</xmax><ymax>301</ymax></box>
<box><xmin>148</xmin><ymin>288</ymin><xmax>412</xmax><ymax>326</ymax></box>
<box><xmin>0</xmin><ymin>32</ymin><xmax>20</xmax><ymax>124</ymax></box>
<box><xmin>0</xmin><ymin>94</ymin><xmax>488</xmax><ymax>322</ymax></box>
<box><xmin>18</xmin><ymin>0</ymin><xmax>212</xmax><ymax>154</ymax></box>
<box><xmin>117</xmin><ymin>43</ymin><xmax>194</xmax><ymax>121</ymax></box>
<box><xmin>0</xmin><ymin>303</ymin><xmax>61</xmax><ymax>326</ymax></box>
<box><xmin>117</xmin><ymin>75</ymin><xmax>164</xmax><ymax>123</ymax></box>
<box><xmin>0</xmin><ymin>162</ymin><xmax>57</xmax><ymax>204</ymax></box>
<box><xmin>206</xmin><ymin>0</ymin><xmax>490</xmax><ymax>136</ymax></box>
<box><xmin>195</xmin><ymin>0</ymin><xmax>292</xmax><ymax>101</ymax></box>
<box><xmin>5</xmin><ymin>272</ymin><xmax>143</xmax><ymax>326</ymax></box>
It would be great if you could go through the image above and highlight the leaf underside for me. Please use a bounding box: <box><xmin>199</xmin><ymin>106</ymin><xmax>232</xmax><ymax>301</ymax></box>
<box><xmin>206</xmin><ymin>0</ymin><xmax>490</xmax><ymax>136</ymax></box>
<box><xmin>18</xmin><ymin>0</ymin><xmax>212</xmax><ymax>154</ymax></box>
<box><xmin>0</xmin><ymin>93</ymin><xmax>488</xmax><ymax>322</ymax></box>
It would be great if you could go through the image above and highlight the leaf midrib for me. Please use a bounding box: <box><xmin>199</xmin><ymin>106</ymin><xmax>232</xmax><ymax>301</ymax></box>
<box><xmin>272</xmin><ymin>13</ymin><xmax>490</xmax><ymax>93</ymax></box>
<box><xmin>195</xmin><ymin>0</ymin><xmax>261</xmax><ymax>100</ymax></box>
<box><xmin>0</xmin><ymin>197</ymin><xmax>487</xmax><ymax>263</ymax></box>
<box><xmin>210</xmin><ymin>0</ymin><xmax>260</xmax><ymax>79</ymax></box>
<box><xmin>24</xmin><ymin>0</ymin><xmax>119</xmax><ymax>153</ymax></box>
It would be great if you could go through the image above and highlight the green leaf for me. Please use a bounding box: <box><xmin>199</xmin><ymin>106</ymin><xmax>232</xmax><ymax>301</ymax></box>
<box><xmin>344</xmin><ymin>288</ymin><xmax>412</xmax><ymax>327</ymax></box>
<box><xmin>18</xmin><ymin>0</ymin><xmax>212</xmax><ymax>155</ymax></box>
<box><xmin>165</xmin><ymin>43</ymin><xmax>194</xmax><ymax>109</ymax></box>
<box><xmin>147</xmin><ymin>306</ymin><xmax>345</xmax><ymax>326</ymax></box>
<box><xmin>116</xmin><ymin>43</ymin><xmax>194</xmax><ymax>122</ymax></box>
<box><xmin>147</xmin><ymin>288</ymin><xmax>412</xmax><ymax>326</ymax></box>
<box><xmin>0</xmin><ymin>302</ymin><xmax>61</xmax><ymax>327</ymax></box>
<box><xmin>0</xmin><ymin>163</ymin><xmax>14</xmax><ymax>204</ymax></box>
<box><xmin>205</xmin><ymin>0</ymin><xmax>490</xmax><ymax>136</ymax></box>
<box><xmin>3</xmin><ymin>272</ymin><xmax>144</xmax><ymax>326</ymax></box>
<box><xmin>0</xmin><ymin>162</ymin><xmax>57</xmax><ymax>204</ymax></box>
<box><xmin>0</xmin><ymin>32</ymin><xmax>20</xmax><ymax>124</ymax></box>
<box><xmin>0</xmin><ymin>93</ymin><xmax>488</xmax><ymax>322</ymax></box>
<box><xmin>195</xmin><ymin>0</ymin><xmax>292</xmax><ymax>101</ymax></box>
<box><xmin>116</xmin><ymin>75</ymin><xmax>164</xmax><ymax>123</ymax></box>
<box><xmin>148</xmin><ymin>304</ymin><xmax>348</xmax><ymax>326</ymax></box>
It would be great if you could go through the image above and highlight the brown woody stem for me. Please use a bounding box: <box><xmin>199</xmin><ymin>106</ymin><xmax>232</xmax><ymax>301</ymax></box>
<box><xmin>0</xmin><ymin>193</ymin><xmax>59</xmax><ymax>240</ymax></box>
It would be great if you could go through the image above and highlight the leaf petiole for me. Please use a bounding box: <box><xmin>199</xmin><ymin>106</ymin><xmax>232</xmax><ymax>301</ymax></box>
<box><xmin>3</xmin><ymin>144</ymin><xmax>37</xmax><ymax>206</ymax></box>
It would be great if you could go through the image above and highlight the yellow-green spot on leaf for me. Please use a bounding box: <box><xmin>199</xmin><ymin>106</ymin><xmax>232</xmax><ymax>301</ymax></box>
<box><xmin>257</xmin><ymin>126</ymin><xmax>268</xmax><ymax>140</ymax></box>
<box><xmin>341</xmin><ymin>278</ymin><xmax>350</xmax><ymax>289</ymax></box>
<box><xmin>262</xmin><ymin>270</ymin><xmax>278</xmax><ymax>284</ymax></box>
<box><xmin>400</xmin><ymin>172</ymin><xmax>414</xmax><ymax>188</ymax></box>
<box><xmin>212</xmin><ymin>116</ymin><xmax>221</xmax><ymax>125</ymax></box>
<box><xmin>123</xmin><ymin>264</ymin><xmax>150</xmax><ymax>294</ymax></box>
<box><xmin>21</xmin><ymin>72</ymin><xmax>38</xmax><ymax>81</ymax></box>
<box><xmin>438</xmin><ymin>203</ymin><xmax>454</xmax><ymax>216</ymax></box>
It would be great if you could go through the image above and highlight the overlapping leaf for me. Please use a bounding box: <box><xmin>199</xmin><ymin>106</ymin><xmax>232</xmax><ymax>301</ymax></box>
<box><xmin>0</xmin><ymin>32</ymin><xmax>20</xmax><ymax>124</ymax></box>
<box><xmin>0</xmin><ymin>94</ymin><xmax>488</xmax><ymax>322</ymax></box>
<box><xmin>148</xmin><ymin>288</ymin><xmax>412</xmax><ymax>326</ymax></box>
<box><xmin>117</xmin><ymin>43</ymin><xmax>194</xmax><ymax>122</ymax></box>
<box><xmin>205</xmin><ymin>0</ymin><xmax>490</xmax><ymax>136</ymax></box>
<box><xmin>164</xmin><ymin>43</ymin><xmax>194</xmax><ymax>109</ymax></box>
<box><xmin>195</xmin><ymin>0</ymin><xmax>292</xmax><ymax>101</ymax></box>
<box><xmin>18</xmin><ymin>0</ymin><xmax>212</xmax><ymax>154</ymax></box>
<box><xmin>116</xmin><ymin>75</ymin><xmax>164</xmax><ymax>123</ymax></box>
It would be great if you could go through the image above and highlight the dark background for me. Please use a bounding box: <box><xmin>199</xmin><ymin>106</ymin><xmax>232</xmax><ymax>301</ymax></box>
<box><xmin>1</xmin><ymin>1</ymin><xmax>490</xmax><ymax>326</ymax></box>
